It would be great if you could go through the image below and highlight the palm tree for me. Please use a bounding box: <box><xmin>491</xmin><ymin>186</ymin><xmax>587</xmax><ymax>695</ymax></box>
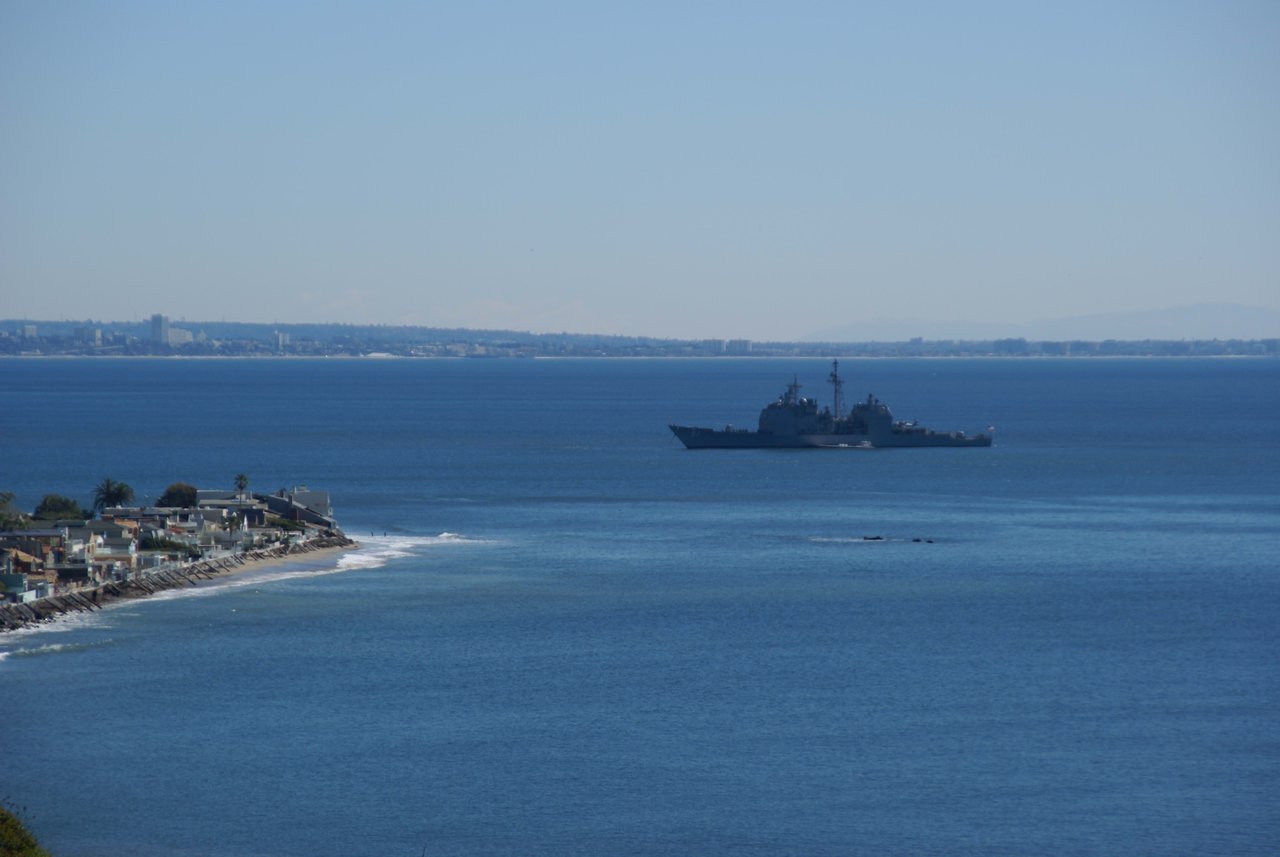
<box><xmin>93</xmin><ymin>477</ymin><xmax>134</xmax><ymax>512</ymax></box>
<box><xmin>233</xmin><ymin>474</ymin><xmax>250</xmax><ymax>534</ymax></box>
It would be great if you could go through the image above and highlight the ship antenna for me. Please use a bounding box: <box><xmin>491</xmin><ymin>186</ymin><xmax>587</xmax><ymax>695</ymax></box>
<box><xmin>829</xmin><ymin>359</ymin><xmax>844</xmax><ymax>418</ymax></box>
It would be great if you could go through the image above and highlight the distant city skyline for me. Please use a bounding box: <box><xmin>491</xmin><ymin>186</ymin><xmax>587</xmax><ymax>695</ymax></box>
<box><xmin>7</xmin><ymin>300</ymin><xmax>1279</xmax><ymax>346</ymax></box>
<box><xmin>3</xmin><ymin>2</ymin><xmax>1277</xmax><ymax>340</ymax></box>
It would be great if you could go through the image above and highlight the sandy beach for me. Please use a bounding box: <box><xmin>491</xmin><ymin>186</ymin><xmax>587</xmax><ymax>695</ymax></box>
<box><xmin>0</xmin><ymin>536</ymin><xmax>359</xmax><ymax>633</ymax></box>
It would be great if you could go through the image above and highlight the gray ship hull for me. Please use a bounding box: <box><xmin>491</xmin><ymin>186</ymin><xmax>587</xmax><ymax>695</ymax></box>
<box><xmin>669</xmin><ymin>361</ymin><xmax>993</xmax><ymax>450</ymax></box>
<box><xmin>669</xmin><ymin>424</ymin><xmax>989</xmax><ymax>449</ymax></box>
<box><xmin>668</xmin><ymin>425</ymin><xmax>868</xmax><ymax>449</ymax></box>
<box><xmin>871</xmin><ymin>426</ymin><xmax>993</xmax><ymax>447</ymax></box>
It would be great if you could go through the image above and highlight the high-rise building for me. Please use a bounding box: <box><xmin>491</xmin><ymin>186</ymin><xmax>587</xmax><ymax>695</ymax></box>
<box><xmin>151</xmin><ymin>314</ymin><xmax>170</xmax><ymax>344</ymax></box>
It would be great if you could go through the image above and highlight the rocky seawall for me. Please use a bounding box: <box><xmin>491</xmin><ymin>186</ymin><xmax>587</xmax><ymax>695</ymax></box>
<box><xmin>0</xmin><ymin>535</ymin><xmax>357</xmax><ymax>633</ymax></box>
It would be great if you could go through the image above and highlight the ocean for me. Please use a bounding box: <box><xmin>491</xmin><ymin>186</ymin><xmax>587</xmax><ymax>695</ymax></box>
<box><xmin>1</xmin><ymin>356</ymin><xmax>1277</xmax><ymax>856</ymax></box>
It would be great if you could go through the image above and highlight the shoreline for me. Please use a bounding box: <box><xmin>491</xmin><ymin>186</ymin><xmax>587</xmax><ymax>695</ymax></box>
<box><xmin>1</xmin><ymin>353</ymin><xmax>1276</xmax><ymax>361</ymax></box>
<box><xmin>0</xmin><ymin>535</ymin><xmax>358</xmax><ymax>633</ymax></box>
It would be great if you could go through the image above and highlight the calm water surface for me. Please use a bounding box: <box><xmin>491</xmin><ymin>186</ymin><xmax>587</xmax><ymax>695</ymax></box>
<box><xmin>1</xmin><ymin>357</ymin><xmax>1277</xmax><ymax>856</ymax></box>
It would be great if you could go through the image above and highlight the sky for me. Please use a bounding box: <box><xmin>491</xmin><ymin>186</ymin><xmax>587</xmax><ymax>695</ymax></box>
<box><xmin>2</xmin><ymin>1</ymin><xmax>1277</xmax><ymax>341</ymax></box>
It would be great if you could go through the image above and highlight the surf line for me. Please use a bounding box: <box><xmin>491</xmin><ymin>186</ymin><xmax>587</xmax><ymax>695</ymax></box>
<box><xmin>0</xmin><ymin>534</ymin><xmax>358</xmax><ymax>633</ymax></box>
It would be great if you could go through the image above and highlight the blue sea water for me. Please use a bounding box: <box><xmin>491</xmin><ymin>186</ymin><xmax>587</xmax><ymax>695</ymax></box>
<box><xmin>1</xmin><ymin>356</ymin><xmax>1277</xmax><ymax>856</ymax></box>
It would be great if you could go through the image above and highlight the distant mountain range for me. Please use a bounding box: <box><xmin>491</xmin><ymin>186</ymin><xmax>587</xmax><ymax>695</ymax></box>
<box><xmin>804</xmin><ymin>304</ymin><xmax>1280</xmax><ymax>343</ymax></box>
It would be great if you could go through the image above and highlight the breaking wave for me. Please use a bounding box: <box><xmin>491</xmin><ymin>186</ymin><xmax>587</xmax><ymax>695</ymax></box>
<box><xmin>149</xmin><ymin>532</ymin><xmax>484</xmax><ymax>589</ymax></box>
<box><xmin>2</xmin><ymin>639</ymin><xmax>105</xmax><ymax>660</ymax></box>
<box><xmin>336</xmin><ymin>532</ymin><xmax>486</xmax><ymax>572</ymax></box>
<box><xmin>0</xmin><ymin>533</ymin><xmax>486</xmax><ymax>656</ymax></box>
<box><xmin>0</xmin><ymin>608</ymin><xmax>111</xmax><ymax>651</ymax></box>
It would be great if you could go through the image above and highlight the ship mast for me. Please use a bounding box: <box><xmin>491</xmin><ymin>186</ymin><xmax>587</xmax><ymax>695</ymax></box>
<box><xmin>829</xmin><ymin>359</ymin><xmax>844</xmax><ymax>418</ymax></box>
<box><xmin>785</xmin><ymin>376</ymin><xmax>801</xmax><ymax>404</ymax></box>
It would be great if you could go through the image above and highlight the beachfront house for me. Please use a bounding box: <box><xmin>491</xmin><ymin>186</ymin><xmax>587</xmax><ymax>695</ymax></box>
<box><xmin>50</xmin><ymin>564</ymin><xmax>95</xmax><ymax>589</ymax></box>
<box><xmin>261</xmin><ymin>487</ymin><xmax>337</xmax><ymax>530</ymax></box>
<box><xmin>0</xmin><ymin>572</ymin><xmax>28</xmax><ymax>603</ymax></box>
<box><xmin>0</xmin><ymin>568</ymin><xmax>51</xmax><ymax>603</ymax></box>
<box><xmin>87</xmin><ymin>537</ymin><xmax>135</xmax><ymax>581</ymax></box>
<box><xmin>0</xmin><ymin>529</ymin><xmax>68</xmax><ymax>568</ymax></box>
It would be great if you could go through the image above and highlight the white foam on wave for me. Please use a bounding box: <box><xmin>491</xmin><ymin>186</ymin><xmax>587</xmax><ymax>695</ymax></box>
<box><xmin>136</xmin><ymin>533</ymin><xmax>483</xmax><ymax>593</ymax></box>
<box><xmin>2</xmin><ymin>639</ymin><xmax>103</xmax><ymax>660</ymax></box>
<box><xmin>805</xmin><ymin>535</ymin><xmax>930</xmax><ymax>544</ymax></box>
<box><xmin>0</xmin><ymin>616</ymin><xmax>118</xmax><ymax>660</ymax></box>
<box><xmin>0</xmin><ymin>533</ymin><xmax>486</xmax><ymax>660</ymax></box>
<box><xmin>0</xmin><ymin>606</ymin><xmax>112</xmax><ymax>648</ymax></box>
<box><xmin>337</xmin><ymin>532</ymin><xmax>486</xmax><ymax>572</ymax></box>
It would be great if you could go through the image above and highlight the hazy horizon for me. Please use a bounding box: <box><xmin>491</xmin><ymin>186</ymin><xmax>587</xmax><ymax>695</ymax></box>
<box><xmin>9</xmin><ymin>300</ymin><xmax>1280</xmax><ymax>343</ymax></box>
<box><xmin>3</xmin><ymin>2</ymin><xmax>1277</xmax><ymax>340</ymax></box>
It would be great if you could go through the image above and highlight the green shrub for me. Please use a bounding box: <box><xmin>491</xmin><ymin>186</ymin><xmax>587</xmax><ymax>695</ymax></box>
<box><xmin>32</xmin><ymin>494</ymin><xmax>88</xmax><ymax>521</ymax></box>
<box><xmin>156</xmin><ymin>482</ymin><xmax>197</xmax><ymax>508</ymax></box>
<box><xmin>0</xmin><ymin>805</ymin><xmax>52</xmax><ymax>857</ymax></box>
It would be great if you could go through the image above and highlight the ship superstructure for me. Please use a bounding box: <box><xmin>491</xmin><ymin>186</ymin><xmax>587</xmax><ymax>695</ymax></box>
<box><xmin>669</xmin><ymin>361</ymin><xmax>992</xmax><ymax>449</ymax></box>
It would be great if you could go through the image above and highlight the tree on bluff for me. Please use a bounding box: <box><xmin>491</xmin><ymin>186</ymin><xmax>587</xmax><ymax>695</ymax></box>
<box><xmin>0</xmin><ymin>492</ymin><xmax>29</xmax><ymax>530</ymax></box>
<box><xmin>32</xmin><ymin>494</ymin><xmax>89</xmax><ymax>521</ymax></box>
<box><xmin>156</xmin><ymin>482</ymin><xmax>198</xmax><ymax>508</ymax></box>
<box><xmin>93</xmin><ymin>477</ymin><xmax>135</xmax><ymax>511</ymax></box>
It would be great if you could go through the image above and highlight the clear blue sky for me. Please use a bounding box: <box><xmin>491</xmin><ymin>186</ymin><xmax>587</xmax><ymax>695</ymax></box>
<box><xmin>2</xmin><ymin>1</ymin><xmax>1277</xmax><ymax>340</ymax></box>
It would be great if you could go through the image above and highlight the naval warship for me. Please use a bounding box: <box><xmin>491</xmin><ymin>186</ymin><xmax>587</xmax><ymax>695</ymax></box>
<box><xmin>669</xmin><ymin>361</ymin><xmax>993</xmax><ymax>449</ymax></box>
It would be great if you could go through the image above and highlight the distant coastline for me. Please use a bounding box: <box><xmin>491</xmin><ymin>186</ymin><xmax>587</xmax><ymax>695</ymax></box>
<box><xmin>2</xmin><ymin>351</ymin><xmax>1275</xmax><ymax>360</ymax></box>
<box><xmin>2</xmin><ymin>316</ymin><xmax>1276</xmax><ymax>360</ymax></box>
